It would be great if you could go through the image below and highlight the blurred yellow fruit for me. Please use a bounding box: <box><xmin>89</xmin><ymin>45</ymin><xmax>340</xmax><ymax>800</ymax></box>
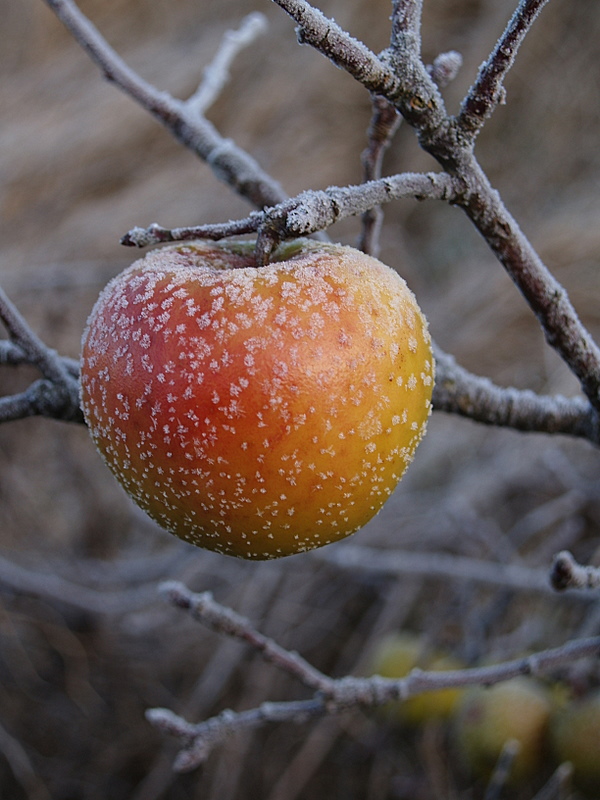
<box><xmin>550</xmin><ymin>688</ymin><xmax>600</xmax><ymax>795</ymax></box>
<box><xmin>453</xmin><ymin>677</ymin><xmax>553</xmax><ymax>784</ymax></box>
<box><xmin>366</xmin><ymin>632</ymin><xmax>464</xmax><ymax>725</ymax></box>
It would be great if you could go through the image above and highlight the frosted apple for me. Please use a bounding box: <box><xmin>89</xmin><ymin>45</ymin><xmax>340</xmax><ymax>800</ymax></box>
<box><xmin>80</xmin><ymin>239</ymin><xmax>433</xmax><ymax>559</ymax></box>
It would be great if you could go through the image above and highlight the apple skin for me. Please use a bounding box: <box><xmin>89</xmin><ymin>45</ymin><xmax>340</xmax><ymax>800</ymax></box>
<box><xmin>453</xmin><ymin>677</ymin><xmax>553</xmax><ymax>785</ymax></box>
<box><xmin>549</xmin><ymin>689</ymin><xmax>600</xmax><ymax>795</ymax></box>
<box><xmin>366</xmin><ymin>632</ymin><xmax>464</xmax><ymax>725</ymax></box>
<box><xmin>80</xmin><ymin>239</ymin><xmax>434</xmax><ymax>559</ymax></box>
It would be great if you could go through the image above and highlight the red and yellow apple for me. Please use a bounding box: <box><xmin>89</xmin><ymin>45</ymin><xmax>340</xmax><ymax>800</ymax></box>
<box><xmin>80</xmin><ymin>239</ymin><xmax>433</xmax><ymax>559</ymax></box>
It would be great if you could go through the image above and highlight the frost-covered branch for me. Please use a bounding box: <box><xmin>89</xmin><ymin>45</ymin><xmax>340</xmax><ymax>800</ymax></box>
<box><xmin>0</xmin><ymin>287</ymin><xmax>81</xmax><ymax>423</ymax></box>
<box><xmin>456</xmin><ymin>157</ymin><xmax>600</xmax><ymax>416</ymax></box>
<box><xmin>186</xmin><ymin>12</ymin><xmax>268</xmax><ymax>118</ymax></box>
<box><xmin>43</xmin><ymin>0</ymin><xmax>286</xmax><ymax>209</ymax></box>
<box><xmin>160</xmin><ymin>581</ymin><xmax>333</xmax><ymax>692</ymax></box>
<box><xmin>433</xmin><ymin>346</ymin><xmax>599</xmax><ymax>444</ymax></box>
<box><xmin>271</xmin><ymin>0</ymin><xmax>399</xmax><ymax>96</ymax></box>
<box><xmin>34</xmin><ymin>0</ymin><xmax>600</xmax><ymax>433</ymax></box>
<box><xmin>149</xmin><ymin>581</ymin><xmax>600</xmax><ymax>771</ymax></box>
<box><xmin>121</xmin><ymin>215</ymin><xmax>262</xmax><ymax>248</ymax></box>
<box><xmin>458</xmin><ymin>0</ymin><xmax>552</xmax><ymax>139</ymax></box>
<box><xmin>122</xmin><ymin>172</ymin><xmax>457</xmax><ymax>255</ymax></box>
<box><xmin>0</xmin><ymin>551</ymin><xmax>158</xmax><ymax>615</ymax></box>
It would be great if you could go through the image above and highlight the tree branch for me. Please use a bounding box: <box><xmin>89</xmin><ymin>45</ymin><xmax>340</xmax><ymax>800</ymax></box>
<box><xmin>271</xmin><ymin>0</ymin><xmax>399</xmax><ymax>96</ymax></box>
<box><xmin>123</xmin><ymin>172</ymin><xmax>457</xmax><ymax>254</ymax></box>
<box><xmin>149</xmin><ymin>580</ymin><xmax>600</xmax><ymax>771</ymax></box>
<box><xmin>186</xmin><ymin>12</ymin><xmax>268</xmax><ymax>118</ymax></box>
<box><xmin>121</xmin><ymin>215</ymin><xmax>262</xmax><ymax>248</ymax></box>
<box><xmin>358</xmin><ymin>96</ymin><xmax>402</xmax><ymax>256</ymax></box>
<box><xmin>456</xmin><ymin>156</ymin><xmax>600</xmax><ymax>414</ymax></box>
<box><xmin>432</xmin><ymin>345</ymin><xmax>599</xmax><ymax>443</ymax></box>
<box><xmin>0</xmin><ymin>287</ymin><xmax>81</xmax><ymax>423</ymax></box>
<box><xmin>0</xmin><ymin>552</ymin><xmax>157</xmax><ymax>615</ymax></box>
<box><xmin>159</xmin><ymin>582</ymin><xmax>333</xmax><ymax>692</ymax></box>
<box><xmin>38</xmin><ymin>0</ymin><xmax>600</xmax><ymax>441</ymax></box>
<box><xmin>43</xmin><ymin>0</ymin><xmax>286</xmax><ymax>209</ymax></box>
<box><xmin>314</xmin><ymin>543</ymin><xmax>565</xmax><ymax>596</ymax></box>
<box><xmin>390</xmin><ymin>0</ymin><xmax>424</xmax><ymax>56</ymax></box>
<box><xmin>270</xmin><ymin>0</ymin><xmax>600</xmax><ymax>415</ymax></box>
<box><xmin>458</xmin><ymin>0</ymin><xmax>552</xmax><ymax>140</ymax></box>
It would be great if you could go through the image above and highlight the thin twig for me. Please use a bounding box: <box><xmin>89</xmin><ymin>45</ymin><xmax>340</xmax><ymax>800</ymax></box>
<box><xmin>43</xmin><ymin>0</ymin><xmax>286</xmax><ymax>209</ymax></box>
<box><xmin>121</xmin><ymin>215</ymin><xmax>262</xmax><ymax>247</ymax></box>
<box><xmin>313</xmin><ymin>543</ymin><xmax>569</xmax><ymax>596</ymax></box>
<box><xmin>160</xmin><ymin>582</ymin><xmax>334</xmax><ymax>693</ymax></box>
<box><xmin>457</xmin><ymin>155</ymin><xmax>600</xmax><ymax>413</ymax></box>
<box><xmin>187</xmin><ymin>12</ymin><xmax>268</xmax><ymax>117</ymax></box>
<box><xmin>0</xmin><ymin>339</ymin><xmax>27</xmax><ymax>365</ymax></box>
<box><xmin>0</xmin><ymin>380</ymin><xmax>83</xmax><ymax>424</ymax></box>
<box><xmin>0</xmin><ymin>287</ymin><xmax>71</xmax><ymax>386</ymax></box>
<box><xmin>358</xmin><ymin>96</ymin><xmax>402</xmax><ymax>256</ymax></box>
<box><xmin>530</xmin><ymin>762</ymin><xmax>573</xmax><ymax>800</ymax></box>
<box><xmin>484</xmin><ymin>740</ymin><xmax>520</xmax><ymax>800</ymax></box>
<box><xmin>0</xmin><ymin>552</ymin><xmax>158</xmax><ymax>615</ymax></box>
<box><xmin>271</xmin><ymin>0</ymin><xmax>398</xmax><ymax>96</ymax></box>
<box><xmin>458</xmin><ymin>0</ymin><xmax>552</xmax><ymax>139</ymax></box>
<box><xmin>148</xmin><ymin>698</ymin><xmax>326</xmax><ymax>772</ymax></box>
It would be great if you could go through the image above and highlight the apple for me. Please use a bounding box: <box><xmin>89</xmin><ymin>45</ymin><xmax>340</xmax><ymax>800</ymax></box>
<box><xmin>453</xmin><ymin>677</ymin><xmax>553</xmax><ymax>785</ymax></box>
<box><xmin>366</xmin><ymin>632</ymin><xmax>464</xmax><ymax>724</ymax></box>
<box><xmin>80</xmin><ymin>239</ymin><xmax>434</xmax><ymax>559</ymax></box>
<box><xmin>549</xmin><ymin>688</ymin><xmax>600</xmax><ymax>795</ymax></box>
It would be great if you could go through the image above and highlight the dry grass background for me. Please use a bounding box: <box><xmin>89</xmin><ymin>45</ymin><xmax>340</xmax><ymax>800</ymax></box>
<box><xmin>1</xmin><ymin>0</ymin><xmax>600</xmax><ymax>798</ymax></box>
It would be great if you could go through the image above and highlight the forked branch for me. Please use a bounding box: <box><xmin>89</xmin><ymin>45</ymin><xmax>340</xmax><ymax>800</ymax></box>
<box><xmin>148</xmin><ymin>581</ymin><xmax>600</xmax><ymax>772</ymax></box>
<box><xmin>0</xmin><ymin>287</ymin><xmax>81</xmax><ymax>423</ymax></box>
<box><xmin>43</xmin><ymin>0</ymin><xmax>286</xmax><ymax>209</ymax></box>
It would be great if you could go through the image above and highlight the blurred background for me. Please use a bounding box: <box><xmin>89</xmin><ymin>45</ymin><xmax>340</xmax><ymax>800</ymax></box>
<box><xmin>1</xmin><ymin>0</ymin><xmax>600</xmax><ymax>798</ymax></box>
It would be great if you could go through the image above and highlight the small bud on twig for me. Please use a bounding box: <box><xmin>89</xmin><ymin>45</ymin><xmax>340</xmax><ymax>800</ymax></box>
<box><xmin>550</xmin><ymin>551</ymin><xmax>600</xmax><ymax>592</ymax></box>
